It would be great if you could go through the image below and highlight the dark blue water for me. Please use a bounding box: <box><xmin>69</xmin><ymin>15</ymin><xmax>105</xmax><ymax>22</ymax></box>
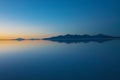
<box><xmin>0</xmin><ymin>40</ymin><xmax>120</xmax><ymax>80</ymax></box>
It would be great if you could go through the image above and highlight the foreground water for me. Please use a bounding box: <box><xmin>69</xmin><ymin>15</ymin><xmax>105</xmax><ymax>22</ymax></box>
<box><xmin>0</xmin><ymin>40</ymin><xmax>120</xmax><ymax>80</ymax></box>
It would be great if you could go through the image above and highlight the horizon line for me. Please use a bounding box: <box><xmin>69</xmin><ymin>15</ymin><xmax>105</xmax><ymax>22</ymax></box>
<box><xmin>0</xmin><ymin>34</ymin><xmax>120</xmax><ymax>40</ymax></box>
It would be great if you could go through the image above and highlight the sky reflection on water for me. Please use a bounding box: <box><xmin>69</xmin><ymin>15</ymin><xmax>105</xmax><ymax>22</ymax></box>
<box><xmin>0</xmin><ymin>40</ymin><xmax>120</xmax><ymax>80</ymax></box>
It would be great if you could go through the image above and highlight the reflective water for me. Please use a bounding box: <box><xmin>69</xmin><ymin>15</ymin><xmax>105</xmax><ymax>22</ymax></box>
<box><xmin>0</xmin><ymin>40</ymin><xmax>120</xmax><ymax>80</ymax></box>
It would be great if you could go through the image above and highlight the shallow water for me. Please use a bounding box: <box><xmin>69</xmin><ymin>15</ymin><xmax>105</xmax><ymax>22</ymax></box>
<box><xmin>0</xmin><ymin>40</ymin><xmax>120</xmax><ymax>80</ymax></box>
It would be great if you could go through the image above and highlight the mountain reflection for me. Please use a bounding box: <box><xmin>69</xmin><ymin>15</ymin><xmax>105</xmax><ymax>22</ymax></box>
<box><xmin>44</xmin><ymin>38</ymin><xmax>118</xmax><ymax>44</ymax></box>
<box><xmin>42</xmin><ymin>34</ymin><xmax>120</xmax><ymax>44</ymax></box>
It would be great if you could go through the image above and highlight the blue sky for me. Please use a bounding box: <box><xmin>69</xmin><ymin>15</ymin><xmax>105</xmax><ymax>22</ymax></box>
<box><xmin>0</xmin><ymin>0</ymin><xmax>119</xmax><ymax>38</ymax></box>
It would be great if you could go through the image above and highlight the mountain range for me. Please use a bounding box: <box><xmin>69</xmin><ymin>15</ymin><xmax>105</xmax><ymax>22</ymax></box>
<box><xmin>42</xmin><ymin>34</ymin><xmax>120</xmax><ymax>44</ymax></box>
<box><xmin>43</xmin><ymin>34</ymin><xmax>119</xmax><ymax>40</ymax></box>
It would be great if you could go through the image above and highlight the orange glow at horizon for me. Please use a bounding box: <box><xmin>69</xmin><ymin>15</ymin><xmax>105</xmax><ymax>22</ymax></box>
<box><xmin>0</xmin><ymin>18</ymin><xmax>53</xmax><ymax>39</ymax></box>
<box><xmin>0</xmin><ymin>34</ymin><xmax>50</xmax><ymax>39</ymax></box>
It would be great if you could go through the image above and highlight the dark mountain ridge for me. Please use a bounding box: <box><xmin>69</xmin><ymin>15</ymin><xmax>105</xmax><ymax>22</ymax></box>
<box><xmin>42</xmin><ymin>34</ymin><xmax>120</xmax><ymax>44</ymax></box>
<box><xmin>43</xmin><ymin>34</ymin><xmax>119</xmax><ymax>40</ymax></box>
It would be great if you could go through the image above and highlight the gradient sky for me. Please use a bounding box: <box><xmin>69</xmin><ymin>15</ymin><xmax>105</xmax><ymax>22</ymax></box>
<box><xmin>0</xmin><ymin>0</ymin><xmax>120</xmax><ymax>39</ymax></box>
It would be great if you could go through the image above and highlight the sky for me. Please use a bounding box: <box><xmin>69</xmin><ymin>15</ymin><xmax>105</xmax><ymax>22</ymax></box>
<box><xmin>0</xmin><ymin>0</ymin><xmax>120</xmax><ymax>39</ymax></box>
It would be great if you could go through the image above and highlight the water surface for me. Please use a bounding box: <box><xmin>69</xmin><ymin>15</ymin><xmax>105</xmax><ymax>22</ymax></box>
<box><xmin>0</xmin><ymin>40</ymin><xmax>120</xmax><ymax>80</ymax></box>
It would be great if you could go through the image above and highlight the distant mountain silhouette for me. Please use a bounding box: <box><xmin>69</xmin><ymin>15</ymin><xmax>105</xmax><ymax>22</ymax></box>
<box><xmin>15</xmin><ymin>38</ymin><xmax>25</xmax><ymax>41</ymax></box>
<box><xmin>15</xmin><ymin>38</ymin><xmax>41</xmax><ymax>41</ymax></box>
<box><xmin>43</xmin><ymin>34</ymin><xmax>120</xmax><ymax>44</ymax></box>
<box><xmin>29</xmin><ymin>38</ymin><xmax>41</xmax><ymax>40</ymax></box>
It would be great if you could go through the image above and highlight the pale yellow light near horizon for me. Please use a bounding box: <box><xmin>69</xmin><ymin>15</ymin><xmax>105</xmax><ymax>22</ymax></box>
<box><xmin>0</xmin><ymin>19</ymin><xmax>51</xmax><ymax>39</ymax></box>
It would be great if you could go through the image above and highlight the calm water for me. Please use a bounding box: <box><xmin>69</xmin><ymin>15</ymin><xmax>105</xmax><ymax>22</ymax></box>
<box><xmin>0</xmin><ymin>40</ymin><xmax>120</xmax><ymax>80</ymax></box>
